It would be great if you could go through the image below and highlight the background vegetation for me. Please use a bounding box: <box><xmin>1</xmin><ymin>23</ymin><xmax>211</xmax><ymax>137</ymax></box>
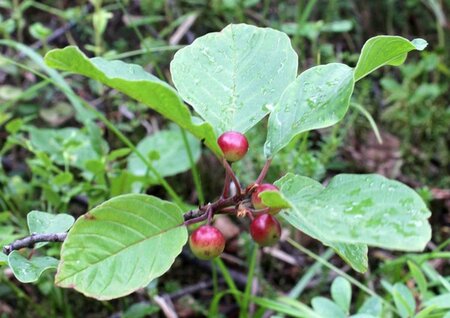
<box><xmin>0</xmin><ymin>0</ymin><xmax>449</xmax><ymax>317</ymax></box>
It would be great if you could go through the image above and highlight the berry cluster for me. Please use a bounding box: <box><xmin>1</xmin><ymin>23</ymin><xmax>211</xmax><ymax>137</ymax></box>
<box><xmin>189</xmin><ymin>131</ymin><xmax>282</xmax><ymax>260</ymax></box>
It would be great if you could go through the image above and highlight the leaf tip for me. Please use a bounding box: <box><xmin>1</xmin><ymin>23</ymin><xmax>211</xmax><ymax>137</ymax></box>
<box><xmin>411</xmin><ymin>38</ymin><xmax>428</xmax><ymax>51</ymax></box>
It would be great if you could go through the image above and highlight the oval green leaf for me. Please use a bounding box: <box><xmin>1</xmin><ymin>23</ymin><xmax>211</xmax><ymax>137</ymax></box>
<box><xmin>171</xmin><ymin>23</ymin><xmax>298</xmax><ymax>134</ymax></box>
<box><xmin>27</xmin><ymin>211</ymin><xmax>75</xmax><ymax>248</ymax></box>
<box><xmin>354</xmin><ymin>36</ymin><xmax>427</xmax><ymax>81</ymax></box>
<box><xmin>264</xmin><ymin>63</ymin><xmax>354</xmax><ymax>157</ymax></box>
<box><xmin>357</xmin><ymin>296</ymin><xmax>382</xmax><ymax>316</ymax></box>
<box><xmin>261</xmin><ymin>181</ymin><xmax>368</xmax><ymax>273</ymax></box>
<box><xmin>127</xmin><ymin>129</ymin><xmax>201</xmax><ymax>182</ymax></box>
<box><xmin>311</xmin><ymin>297</ymin><xmax>346</xmax><ymax>318</ymax></box>
<box><xmin>331</xmin><ymin>277</ymin><xmax>352</xmax><ymax>313</ymax></box>
<box><xmin>56</xmin><ymin>194</ymin><xmax>188</xmax><ymax>300</ymax></box>
<box><xmin>8</xmin><ymin>251</ymin><xmax>59</xmax><ymax>283</ymax></box>
<box><xmin>274</xmin><ymin>173</ymin><xmax>431</xmax><ymax>251</ymax></box>
<box><xmin>28</xmin><ymin>211</ymin><xmax>75</xmax><ymax>234</ymax></box>
<box><xmin>392</xmin><ymin>283</ymin><xmax>415</xmax><ymax>318</ymax></box>
<box><xmin>44</xmin><ymin>46</ymin><xmax>221</xmax><ymax>155</ymax></box>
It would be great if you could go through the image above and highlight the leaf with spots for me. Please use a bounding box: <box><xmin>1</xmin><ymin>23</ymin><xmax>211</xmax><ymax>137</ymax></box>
<box><xmin>261</xmin><ymin>178</ymin><xmax>368</xmax><ymax>273</ymax></box>
<box><xmin>56</xmin><ymin>194</ymin><xmax>188</xmax><ymax>300</ymax></box>
<box><xmin>273</xmin><ymin>173</ymin><xmax>431</xmax><ymax>250</ymax></box>
<box><xmin>171</xmin><ymin>23</ymin><xmax>298</xmax><ymax>134</ymax></box>
<box><xmin>264</xmin><ymin>63</ymin><xmax>354</xmax><ymax>157</ymax></box>
<box><xmin>261</xmin><ymin>173</ymin><xmax>432</xmax><ymax>272</ymax></box>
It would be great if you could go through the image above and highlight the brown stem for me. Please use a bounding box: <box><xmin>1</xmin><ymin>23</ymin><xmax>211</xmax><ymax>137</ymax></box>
<box><xmin>216</xmin><ymin>206</ymin><xmax>237</xmax><ymax>214</ymax></box>
<box><xmin>222</xmin><ymin>159</ymin><xmax>242</xmax><ymax>194</ymax></box>
<box><xmin>3</xmin><ymin>232</ymin><xmax>67</xmax><ymax>255</ymax></box>
<box><xmin>206</xmin><ymin>205</ymin><xmax>214</xmax><ymax>224</ymax></box>
<box><xmin>4</xmin><ymin>172</ymin><xmax>254</xmax><ymax>253</ymax></box>
<box><xmin>184</xmin><ymin>214</ymin><xmax>208</xmax><ymax>226</ymax></box>
<box><xmin>251</xmin><ymin>207</ymin><xmax>270</xmax><ymax>216</ymax></box>
<box><xmin>221</xmin><ymin>170</ymin><xmax>231</xmax><ymax>198</ymax></box>
<box><xmin>255</xmin><ymin>159</ymin><xmax>272</xmax><ymax>185</ymax></box>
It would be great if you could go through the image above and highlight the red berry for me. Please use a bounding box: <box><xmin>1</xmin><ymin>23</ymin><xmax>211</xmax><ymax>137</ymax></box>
<box><xmin>251</xmin><ymin>183</ymin><xmax>281</xmax><ymax>214</ymax></box>
<box><xmin>217</xmin><ymin>131</ymin><xmax>249</xmax><ymax>162</ymax></box>
<box><xmin>250</xmin><ymin>214</ymin><xmax>281</xmax><ymax>246</ymax></box>
<box><xmin>189</xmin><ymin>225</ymin><xmax>225</xmax><ymax>260</ymax></box>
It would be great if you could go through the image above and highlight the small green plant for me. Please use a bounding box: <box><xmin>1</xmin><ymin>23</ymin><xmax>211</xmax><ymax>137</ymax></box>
<box><xmin>1</xmin><ymin>23</ymin><xmax>438</xmax><ymax>315</ymax></box>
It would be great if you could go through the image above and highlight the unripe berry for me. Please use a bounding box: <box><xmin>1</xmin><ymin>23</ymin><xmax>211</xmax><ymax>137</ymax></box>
<box><xmin>217</xmin><ymin>131</ymin><xmax>249</xmax><ymax>162</ymax></box>
<box><xmin>250</xmin><ymin>214</ymin><xmax>281</xmax><ymax>246</ymax></box>
<box><xmin>189</xmin><ymin>225</ymin><xmax>225</xmax><ymax>260</ymax></box>
<box><xmin>251</xmin><ymin>183</ymin><xmax>281</xmax><ymax>214</ymax></box>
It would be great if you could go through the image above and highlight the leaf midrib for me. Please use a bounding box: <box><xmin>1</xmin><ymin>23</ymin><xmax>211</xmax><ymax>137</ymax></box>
<box><xmin>56</xmin><ymin>221</ymin><xmax>185</xmax><ymax>284</ymax></box>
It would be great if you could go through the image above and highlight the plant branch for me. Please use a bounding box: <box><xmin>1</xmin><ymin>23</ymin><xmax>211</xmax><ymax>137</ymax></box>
<box><xmin>222</xmin><ymin>170</ymin><xmax>231</xmax><ymax>198</ymax></box>
<box><xmin>222</xmin><ymin>159</ymin><xmax>242</xmax><ymax>194</ymax></box>
<box><xmin>3</xmin><ymin>163</ymin><xmax>255</xmax><ymax>253</ymax></box>
<box><xmin>255</xmin><ymin>159</ymin><xmax>272</xmax><ymax>184</ymax></box>
<box><xmin>3</xmin><ymin>233</ymin><xmax>67</xmax><ymax>255</ymax></box>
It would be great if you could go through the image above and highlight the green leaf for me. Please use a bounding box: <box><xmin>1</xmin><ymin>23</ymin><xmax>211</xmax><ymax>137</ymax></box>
<box><xmin>275</xmin><ymin>173</ymin><xmax>431</xmax><ymax>251</ymax></box>
<box><xmin>260</xmin><ymin>190</ymin><xmax>291</xmax><ymax>209</ymax></box>
<box><xmin>357</xmin><ymin>296</ymin><xmax>382</xmax><ymax>316</ymax></box>
<box><xmin>27</xmin><ymin>126</ymin><xmax>104</xmax><ymax>170</ymax></box>
<box><xmin>209</xmin><ymin>290</ymin><xmax>319</xmax><ymax>317</ymax></box>
<box><xmin>414</xmin><ymin>306</ymin><xmax>436</xmax><ymax>318</ymax></box>
<box><xmin>29</xmin><ymin>22</ymin><xmax>52</xmax><ymax>40</ymax></box>
<box><xmin>110</xmin><ymin>171</ymin><xmax>145</xmax><ymax>196</ymax></box>
<box><xmin>392</xmin><ymin>283</ymin><xmax>416</xmax><ymax>318</ymax></box>
<box><xmin>52</xmin><ymin>172</ymin><xmax>74</xmax><ymax>186</ymax></box>
<box><xmin>56</xmin><ymin>194</ymin><xmax>188</xmax><ymax>300</ymax></box>
<box><xmin>92</xmin><ymin>9</ymin><xmax>112</xmax><ymax>37</ymax></box>
<box><xmin>277</xmin><ymin>297</ymin><xmax>322</xmax><ymax>318</ymax></box>
<box><xmin>28</xmin><ymin>211</ymin><xmax>75</xmax><ymax>234</ymax></box>
<box><xmin>44</xmin><ymin>46</ymin><xmax>221</xmax><ymax>155</ymax></box>
<box><xmin>8</xmin><ymin>251</ymin><xmax>59</xmax><ymax>283</ymax></box>
<box><xmin>354</xmin><ymin>36</ymin><xmax>427</xmax><ymax>81</ymax></box>
<box><xmin>171</xmin><ymin>23</ymin><xmax>298</xmax><ymax>134</ymax></box>
<box><xmin>424</xmin><ymin>293</ymin><xmax>450</xmax><ymax>309</ymax></box>
<box><xmin>127</xmin><ymin>129</ymin><xmax>201</xmax><ymax>182</ymax></box>
<box><xmin>407</xmin><ymin>260</ymin><xmax>428</xmax><ymax>296</ymax></box>
<box><xmin>311</xmin><ymin>297</ymin><xmax>346</xmax><ymax>318</ymax></box>
<box><xmin>262</xmin><ymin>178</ymin><xmax>368</xmax><ymax>273</ymax></box>
<box><xmin>27</xmin><ymin>211</ymin><xmax>75</xmax><ymax>248</ymax></box>
<box><xmin>331</xmin><ymin>277</ymin><xmax>352</xmax><ymax>313</ymax></box>
<box><xmin>0</xmin><ymin>252</ymin><xmax>7</xmax><ymax>266</ymax></box>
<box><xmin>331</xmin><ymin>242</ymin><xmax>368</xmax><ymax>273</ymax></box>
<box><xmin>264</xmin><ymin>63</ymin><xmax>354</xmax><ymax>157</ymax></box>
<box><xmin>107</xmin><ymin>148</ymin><xmax>132</xmax><ymax>161</ymax></box>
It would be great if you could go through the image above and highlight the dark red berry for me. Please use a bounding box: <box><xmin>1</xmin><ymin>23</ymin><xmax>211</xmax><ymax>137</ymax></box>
<box><xmin>189</xmin><ymin>225</ymin><xmax>225</xmax><ymax>260</ymax></box>
<box><xmin>251</xmin><ymin>183</ymin><xmax>281</xmax><ymax>214</ymax></box>
<box><xmin>217</xmin><ymin>131</ymin><xmax>249</xmax><ymax>162</ymax></box>
<box><xmin>250</xmin><ymin>214</ymin><xmax>281</xmax><ymax>246</ymax></box>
